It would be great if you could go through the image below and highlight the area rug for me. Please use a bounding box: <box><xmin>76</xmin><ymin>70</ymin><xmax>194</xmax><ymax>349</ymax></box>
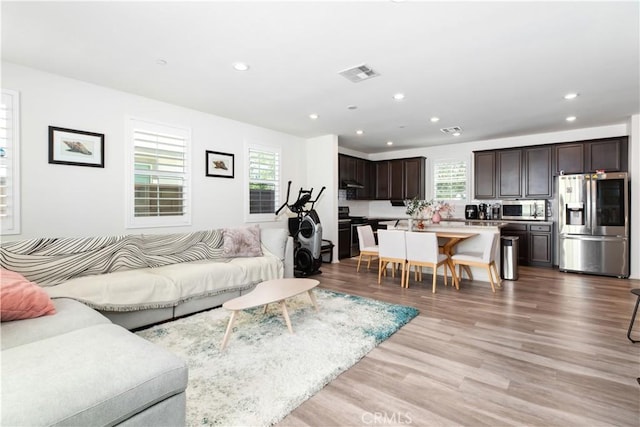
<box><xmin>136</xmin><ymin>288</ymin><xmax>419</xmax><ymax>426</ymax></box>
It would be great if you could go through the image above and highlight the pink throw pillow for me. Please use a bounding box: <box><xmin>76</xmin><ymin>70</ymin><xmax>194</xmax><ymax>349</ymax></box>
<box><xmin>222</xmin><ymin>225</ymin><xmax>263</xmax><ymax>257</ymax></box>
<box><xmin>1</xmin><ymin>268</ymin><xmax>56</xmax><ymax>321</ymax></box>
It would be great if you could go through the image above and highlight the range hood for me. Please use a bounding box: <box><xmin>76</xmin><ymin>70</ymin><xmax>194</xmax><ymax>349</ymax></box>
<box><xmin>341</xmin><ymin>179</ymin><xmax>364</xmax><ymax>189</ymax></box>
<box><xmin>390</xmin><ymin>200</ymin><xmax>406</xmax><ymax>207</ymax></box>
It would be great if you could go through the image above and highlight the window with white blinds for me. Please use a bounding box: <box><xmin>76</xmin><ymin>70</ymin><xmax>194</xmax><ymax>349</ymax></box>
<box><xmin>127</xmin><ymin>118</ymin><xmax>191</xmax><ymax>228</ymax></box>
<box><xmin>247</xmin><ymin>145</ymin><xmax>280</xmax><ymax>221</ymax></box>
<box><xmin>433</xmin><ymin>158</ymin><xmax>468</xmax><ymax>201</ymax></box>
<box><xmin>1</xmin><ymin>90</ymin><xmax>21</xmax><ymax>235</ymax></box>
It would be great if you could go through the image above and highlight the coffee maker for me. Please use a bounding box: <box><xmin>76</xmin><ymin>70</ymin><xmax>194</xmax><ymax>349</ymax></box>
<box><xmin>464</xmin><ymin>204</ymin><xmax>478</xmax><ymax>220</ymax></box>
<box><xmin>478</xmin><ymin>203</ymin><xmax>488</xmax><ymax>220</ymax></box>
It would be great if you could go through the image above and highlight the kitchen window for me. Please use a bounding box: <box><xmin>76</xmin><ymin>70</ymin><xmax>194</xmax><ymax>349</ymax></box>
<box><xmin>433</xmin><ymin>158</ymin><xmax>468</xmax><ymax>201</ymax></box>
<box><xmin>1</xmin><ymin>89</ymin><xmax>20</xmax><ymax>235</ymax></box>
<box><xmin>126</xmin><ymin>118</ymin><xmax>191</xmax><ymax>228</ymax></box>
<box><xmin>247</xmin><ymin>144</ymin><xmax>280</xmax><ymax>222</ymax></box>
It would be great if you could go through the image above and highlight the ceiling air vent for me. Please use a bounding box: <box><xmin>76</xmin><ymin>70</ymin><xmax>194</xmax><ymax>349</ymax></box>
<box><xmin>440</xmin><ymin>126</ymin><xmax>462</xmax><ymax>134</ymax></box>
<box><xmin>338</xmin><ymin>64</ymin><xmax>380</xmax><ymax>83</ymax></box>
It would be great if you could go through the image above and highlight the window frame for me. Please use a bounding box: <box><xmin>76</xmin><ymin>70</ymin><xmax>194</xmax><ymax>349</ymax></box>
<box><xmin>245</xmin><ymin>142</ymin><xmax>281</xmax><ymax>223</ymax></box>
<box><xmin>125</xmin><ymin>117</ymin><xmax>192</xmax><ymax>229</ymax></box>
<box><xmin>1</xmin><ymin>89</ymin><xmax>21</xmax><ymax>235</ymax></box>
<box><xmin>430</xmin><ymin>156</ymin><xmax>470</xmax><ymax>202</ymax></box>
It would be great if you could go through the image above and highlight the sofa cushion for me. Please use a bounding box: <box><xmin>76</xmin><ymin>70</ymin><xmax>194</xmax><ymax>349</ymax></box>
<box><xmin>222</xmin><ymin>225</ymin><xmax>263</xmax><ymax>257</ymax></box>
<box><xmin>45</xmin><ymin>268</ymin><xmax>179</xmax><ymax>311</ymax></box>
<box><xmin>1</xmin><ymin>323</ymin><xmax>188</xmax><ymax>427</ymax></box>
<box><xmin>0</xmin><ymin>268</ymin><xmax>56</xmax><ymax>321</ymax></box>
<box><xmin>1</xmin><ymin>297</ymin><xmax>110</xmax><ymax>350</ymax></box>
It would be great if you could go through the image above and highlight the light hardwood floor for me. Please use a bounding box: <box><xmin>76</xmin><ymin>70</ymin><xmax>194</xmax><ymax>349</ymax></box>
<box><xmin>279</xmin><ymin>260</ymin><xmax>640</xmax><ymax>427</ymax></box>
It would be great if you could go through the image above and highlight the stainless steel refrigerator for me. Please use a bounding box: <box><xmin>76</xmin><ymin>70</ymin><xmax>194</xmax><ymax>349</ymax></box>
<box><xmin>558</xmin><ymin>172</ymin><xmax>629</xmax><ymax>278</ymax></box>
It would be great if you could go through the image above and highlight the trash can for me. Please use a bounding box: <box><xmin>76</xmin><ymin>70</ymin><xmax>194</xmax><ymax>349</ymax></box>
<box><xmin>501</xmin><ymin>236</ymin><xmax>519</xmax><ymax>280</ymax></box>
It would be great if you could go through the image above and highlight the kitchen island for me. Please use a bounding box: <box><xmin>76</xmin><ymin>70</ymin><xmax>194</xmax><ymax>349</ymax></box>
<box><xmin>377</xmin><ymin>219</ymin><xmax>506</xmax><ymax>285</ymax></box>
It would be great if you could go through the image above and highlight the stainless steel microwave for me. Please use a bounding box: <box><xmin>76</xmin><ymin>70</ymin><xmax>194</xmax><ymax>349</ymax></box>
<box><xmin>501</xmin><ymin>200</ymin><xmax>546</xmax><ymax>221</ymax></box>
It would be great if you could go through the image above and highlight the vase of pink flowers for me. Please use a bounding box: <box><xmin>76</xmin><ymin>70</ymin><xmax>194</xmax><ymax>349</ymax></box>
<box><xmin>431</xmin><ymin>201</ymin><xmax>453</xmax><ymax>224</ymax></box>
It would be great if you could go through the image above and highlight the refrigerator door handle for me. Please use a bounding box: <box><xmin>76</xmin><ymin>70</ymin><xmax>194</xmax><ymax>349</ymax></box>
<box><xmin>586</xmin><ymin>174</ymin><xmax>593</xmax><ymax>234</ymax></box>
<box><xmin>562</xmin><ymin>234</ymin><xmax>627</xmax><ymax>242</ymax></box>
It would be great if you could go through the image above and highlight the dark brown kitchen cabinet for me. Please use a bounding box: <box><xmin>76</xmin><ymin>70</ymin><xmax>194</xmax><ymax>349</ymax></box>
<box><xmin>497</xmin><ymin>149</ymin><xmax>523</xmax><ymax>198</ymax></box>
<box><xmin>375</xmin><ymin>161</ymin><xmax>391</xmax><ymax>199</ymax></box>
<box><xmin>524</xmin><ymin>146</ymin><xmax>553</xmax><ymax>198</ymax></box>
<box><xmin>338</xmin><ymin>154</ymin><xmax>356</xmax><ymax>185</ymax></box>
<box><xmin>555</xmin><ymin>143</ymin><xmax>584</xmax><ymax>175</ymax></box>
<box><xmin>375</xmin><ymin>157</ymin><xmax>425</xmax><ymax>200</ymax></box>
<box><xmin>403</xmin><ymin>157</ymin><xmax>426</xmax><ymax>199</ymax></box>
<box><xmin>501</xmin><ymin>222</ymin><xmax>553</xmax><ymax>268</ymax></box>
<box><xmin>355</xmin><ymin>157</ymin><xmax>374</xmax><ymax>199</ymax></box>
<box><xmin>554</xmin><ymin>137</ymin><xmax>628</xmax><ymax>175</ymax></box>
<box><xmin>474</xmin><ymin>151</ymin><xmax>496</xmax><ymax>199</ymax></box>
<box><xmin>586</xmin><ymin>137</ymin><xmax>628</xmax><ymax>172</ymax></box>
<box><xmin>390</xmin><ymin>159</ymin><xmax>404</xmax><ymax>199</ymax></box>
<box><xmin>529</xmin><ymin>224</ymin><xmax>553</xmax><ymax>266</ymax></box>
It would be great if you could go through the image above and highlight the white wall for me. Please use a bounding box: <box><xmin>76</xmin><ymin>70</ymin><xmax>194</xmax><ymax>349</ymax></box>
<box><xmin>305</xmin><ymin>135</ymin><xmax>339</xmax><ymax>261</ymax></box>
<box><xmin>629</xmin><ymin>114</ymin><xmax>639</xmax><ymax>279</ymax></box>
<box><xmin>1</xmin><ymin>62</ymin><xmax>308</xmax><ymax>240</ymax></box>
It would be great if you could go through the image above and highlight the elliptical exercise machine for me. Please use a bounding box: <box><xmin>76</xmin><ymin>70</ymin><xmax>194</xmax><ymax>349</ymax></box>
<box><xmin>276</xmin><ymin>181</ymin><xmax>326</xmax><ymax>277</ymax></box>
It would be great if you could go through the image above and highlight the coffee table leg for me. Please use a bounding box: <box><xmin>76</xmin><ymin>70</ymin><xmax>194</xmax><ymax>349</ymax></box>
<box><xmin>280</xmin><ymin>300</ymin><xmax>294</xmax><ymax>333</ymax></box>
<box><xmin>221</xmin><ymin>310</ymin><xmax>238</xmax><ymax>350</ymax></box>
<box><xmin>307</xmin><ymin>290</ymin><xmax>319</xmax><ymax>312</ymax></box>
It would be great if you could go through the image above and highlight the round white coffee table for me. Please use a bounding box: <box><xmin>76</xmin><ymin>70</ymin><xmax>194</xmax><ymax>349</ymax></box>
<box><xmin>220</xmin><ymin>278</ymin><xmax>320</xmax><ymax>349</ymax></box>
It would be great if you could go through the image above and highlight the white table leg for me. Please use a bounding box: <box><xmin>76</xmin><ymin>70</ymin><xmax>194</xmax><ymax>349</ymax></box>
<box><xmin>280</xmin><ymin>300</ymin><xmax>293</xmax><ymax>333</ymax></box>
<box><xmin>220</xmin><ymin>310</ymin><xmax>238</xmax><ymax>350</ymax></box>
<box><xmin>307</xmin><ymin>290</ymin><xmax>319</xmax><ymax>312</ymax></box>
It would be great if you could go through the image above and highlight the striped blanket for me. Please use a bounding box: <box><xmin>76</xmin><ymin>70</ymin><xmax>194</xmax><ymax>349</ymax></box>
<box><xmin>0</xmin><ymin>230</ymin><xmax>225</xmax><ymax>286</ymax></box>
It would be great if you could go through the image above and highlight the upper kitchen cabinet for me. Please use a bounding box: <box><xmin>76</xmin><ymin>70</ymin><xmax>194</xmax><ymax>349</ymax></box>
<box><xmin>375</xmin><ymin>157</ymin><xmax>425</xmax><ymax>200</ymax></box>
<box><xmin>474</xmin><ymin>151</ymin><xmax>496</xmax><ymax>199</ymax></box>
<box><xmin>554</xmin><ymin>143</ymin><xmax>584</xmax><ymax>175</ymax></box>
<box><xmin>402</xmin><ymin>157</ymin><xmax>426</xmax><ymax>199</ymax></box>
<box><xmin>497</xmin><ymin>149</ymin><xmax>523</xmax><ymax>198</ymax></box>
<box><xmin>338</xmin><ymin>154</ymin><xmax>374</xmax><ymax>199</ymax></box>
<box><xmin>475</xmin><ymin>146</ymin><xmax>552</xmax><ymax>200</ymax></box>
<box><xmin>586</xmin><ymin>137</ymin><xmax>628</xmax><ymax>173</ymax></box>
<box><xmin>375</xmin><ymin>160</ymin><xmax>391</xmax><ymax>199</ymax></box>
<box><xmin>523</xmin><ymin>146</ymin><xmax>553</xmax><ymax>198</ymax></box>
<box><xmin>554</xmin><ymin>137</ymin><xmax>628</xmax><ymax>175</ymax></box>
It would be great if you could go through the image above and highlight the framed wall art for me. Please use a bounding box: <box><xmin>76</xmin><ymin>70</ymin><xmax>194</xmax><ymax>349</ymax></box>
<box><xmin>48</xmin><ymin>126</ymin><xmax>105</xmax><ymax>168</ymax></box>
<box><xmin>206</xmin><ymin>150</ymin><xmax>234</xmax><ymax>178</ymax></box>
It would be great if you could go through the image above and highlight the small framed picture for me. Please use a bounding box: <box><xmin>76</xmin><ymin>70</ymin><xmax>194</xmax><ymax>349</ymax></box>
<box><xmin>48</xmin><ymin>126</ymin><xmax>105</xmax><ymax>168</ymax></box>
<box><xmin>206</xmin><ymin>150</ymin><xmax>234</xmax><ymax>178</ymax></box>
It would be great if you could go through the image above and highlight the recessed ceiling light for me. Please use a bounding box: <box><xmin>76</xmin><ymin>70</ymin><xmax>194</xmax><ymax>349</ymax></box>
<box><xmin>564</xmin><ymin>93</ymin><xmax>579</xmax><ymax>100</ymax></box>
<box><xmin>309</xmin><ymin>113</ymin><xmax>319</xmax><ymax>120</ymax></box>
<box><xmin>430</xmin><ymin>117</ymin><xmax>440</xmax><ymax>123</ymax></box>
<box><xmin>566</xmin><ymin>116</ymin><xmax>577</xmax><ymax>122</ymax></box>
<box><xmin>393</xmin><ymin>93</ymin><xmax>405</xmax><ymax>101</ymax></box>
<box><xmin>386</xmin><ymin>141</ymin><xmax>394</xmax><ymax>146</ymax></box>
<box><xmin>233</xmin><ymin>62</ymin><xmax>250</xmax><ymax>71</ymax></box>
<box><xmin>452</xmin><ymin>132</ymin><xmax>461</xmax><ymax>137</ymax></box>
<box><xmin>156</xmin><ymin>59</ymin><xmax>167</xmax><ymax>66</ymax></box>
<box><xmin>356</xmin><ymin>130</ymin><xmax>364</xmax><ymax>135</ymax></box>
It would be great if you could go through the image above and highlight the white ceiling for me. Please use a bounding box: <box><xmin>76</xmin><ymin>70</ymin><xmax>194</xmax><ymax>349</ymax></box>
<box><xmin>2</xmin><ymin>1</ymin><xmax>639</xmax><ymax>154</ymax></box>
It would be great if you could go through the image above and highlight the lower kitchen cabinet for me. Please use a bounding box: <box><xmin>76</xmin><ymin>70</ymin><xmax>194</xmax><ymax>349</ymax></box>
<box><xmin>501</xmin><ymin>222</ymin><xmax>553</xmax><ymax>268</ymax></box>
<box><xmin>338</xmin><ymin>225</ymin><xmax>351</xmax><ymax>259</ymax></box>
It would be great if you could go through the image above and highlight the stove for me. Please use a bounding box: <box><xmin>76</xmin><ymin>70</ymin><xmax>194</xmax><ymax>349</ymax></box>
<box><xmin>338</xmin><ymin>207</ymin><xmax>369</xmax><ymax>258</ymax></box>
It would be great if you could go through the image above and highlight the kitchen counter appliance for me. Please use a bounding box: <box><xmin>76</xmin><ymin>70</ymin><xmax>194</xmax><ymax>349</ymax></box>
<box><xmin>465</xmin><ymin>205</ymin><xmax>478</xmax><ymax>220</ymax></box>
<box><xmin>501</xmin><ymin>200</ymin><xmax>546</xmax><ymax>221</ymax></box>
<box><xmin>558</xmin><ymin>172</ymin><xmax>629</xmax><ymax>278</ymax></box>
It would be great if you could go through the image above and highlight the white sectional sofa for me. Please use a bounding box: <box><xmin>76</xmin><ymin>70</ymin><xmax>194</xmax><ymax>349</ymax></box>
<box><xmin>1</xmin><ymin>226</ymin><xmax>294</xmax><ymax>329</ymax></box>
<box><xmin>0</xmin><ymin>226</ymin><xmax>293</xmax><ymax>426</ymax></box>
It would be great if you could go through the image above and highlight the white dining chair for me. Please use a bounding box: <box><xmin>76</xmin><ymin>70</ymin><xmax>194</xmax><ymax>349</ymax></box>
<box><xmin>377</xmin><ymin>230</ymin><xmax>407</xmax><ymax>286</ymax></box>
<box><xmin>356</xmin><ymin>225</ymin><xmax>378</xmax><ymax>272</ymax></box>
<box><xmin>405</xmin><ymin>232</ymin><xmax>450</xmax><ymax>292</ymax></box>
<box><xmin>451</xmin><ymin>231</ymin><xmax>501</xmax><ymax>292</ymax></box>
